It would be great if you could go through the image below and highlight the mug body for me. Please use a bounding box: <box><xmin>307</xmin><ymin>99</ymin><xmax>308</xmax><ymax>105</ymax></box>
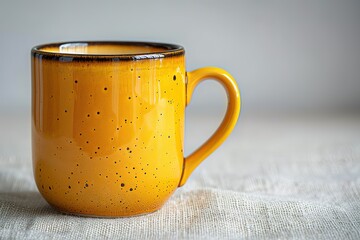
<box><xmin>32</xmin><ymin>42</ymin><xmax>185</xmax><ymax>216</ymax></box>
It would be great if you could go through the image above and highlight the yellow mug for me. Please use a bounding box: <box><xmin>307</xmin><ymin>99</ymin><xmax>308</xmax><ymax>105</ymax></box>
<box><xmin>31</xmin><ymin>41</ymin><xmax>240</xmax><ymax>217</ymax></box>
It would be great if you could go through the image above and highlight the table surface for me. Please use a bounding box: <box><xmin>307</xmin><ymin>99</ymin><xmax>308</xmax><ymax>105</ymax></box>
<box><xmin>1</xmin><ymin>110</ymin><xmax>359</xmax><ymax>239</ymax></box>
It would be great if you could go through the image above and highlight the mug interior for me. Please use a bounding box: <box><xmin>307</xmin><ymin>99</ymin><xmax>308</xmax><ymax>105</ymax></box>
<box><xmin>32</xmin><ymin>41</ymin><xmax>183</xmax><ymax>56</ymax></box>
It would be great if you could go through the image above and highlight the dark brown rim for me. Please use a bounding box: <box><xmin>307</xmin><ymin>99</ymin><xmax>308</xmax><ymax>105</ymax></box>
<box><xmin>31</xmin><ymin>41</ymin><xmax>185</xmax><ymax>62</ymax></box>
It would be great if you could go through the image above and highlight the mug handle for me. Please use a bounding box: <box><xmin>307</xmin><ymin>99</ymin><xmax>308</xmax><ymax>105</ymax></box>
<box><xmin>178</xmin><ymin>67</ymin><xmax>241</xmax><ymax>186</ymax></box>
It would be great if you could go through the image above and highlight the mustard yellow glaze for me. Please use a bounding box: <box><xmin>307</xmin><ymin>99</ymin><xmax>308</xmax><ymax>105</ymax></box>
<box><xmin>32</xmin><ymin>51</ymin><xmax>185</xmax><ymax>216</ymax></box>
<box><xmin>31</xmin><ymin>41</ymin><xmax>241</xmax><ymax>217</ymax></box>
<box><xmin>178</xmin><ymin>67</ymin><xmax>241</xmax><ymax>186</ymax></box>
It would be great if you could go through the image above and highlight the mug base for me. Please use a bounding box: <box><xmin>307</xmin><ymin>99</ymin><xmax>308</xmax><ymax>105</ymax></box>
<box><xmin>50</xmin><ymin>205</ymin><xmax>162</xmax><ymax>218</ymax></box>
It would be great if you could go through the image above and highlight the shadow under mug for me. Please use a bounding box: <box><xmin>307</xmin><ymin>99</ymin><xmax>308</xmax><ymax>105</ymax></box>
<box><xmin>31</xmin><ymin>41</ymin><xmax>240</xmax><ymax>217</ymax></box>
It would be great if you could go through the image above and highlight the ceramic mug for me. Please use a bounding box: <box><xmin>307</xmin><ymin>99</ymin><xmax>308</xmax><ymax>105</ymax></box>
<box><xmin>31</xmin><ymin>41</ymin><xmax>240</xmax><ymax>217</ymax></box>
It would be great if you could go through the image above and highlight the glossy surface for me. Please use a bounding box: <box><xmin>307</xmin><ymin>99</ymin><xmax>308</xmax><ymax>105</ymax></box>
<box><xmin>32</xmin><ymin>43</ymin><xmax>185</xmax><ymax>216</ymax></box>
<box><xmin>179</xmin><ymin>67</ymin><xmax>241</xmax><ymax>186</ymax></box>
<box><xmin>31</xmin><ymin>41</ymin><xmax>241</xmax><ymax>217</ymax></box>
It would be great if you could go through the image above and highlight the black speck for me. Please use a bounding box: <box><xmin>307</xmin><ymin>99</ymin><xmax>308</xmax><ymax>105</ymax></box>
<box><xmin>168</xmin><ymin>136</ymin><xmax>171</xmax><ymax>138</ymax></box>
<box><xmin>130</xmin><ymin>188</ymin><xmax>133</xmax><ymax>191</ymax></box>
<box><xmin>97</xmin><ymin>111</ymin><xmax>100</xmax><ymax>115</ymax></box>
<box><xmin>128</xmin><ymin>97</ymin><xmax>131</xmax><ymax>100</ymax></box>
<box><xmin>75</xmin><ymin>80</ymin><xmax>78</xmax><ymax>83</ymax></box>
<box><xmin>87</xmin><ymin>114</ymin><xmax>90</xmax><ymax>117</ymax></box>
<box><xmin>68</xmin><ymin>186</ymin><xmax>71</xmax><ymax>189</ymax></box>
<box><xmin>104</xmin><ymin>87</ymin><xmax>108</xmax><ymax>91</ymax></box>
<box><xmin>173</xmin><ymin>75</ymin><xmax>176</xmax><ymax>81</ymax></box>
<box><xmin>49</xmin><ymin>186</ymin><xmax>52</xmax><ymax>190</ymax></box>
<box><xmin>121</xmin><ymin>183</ymin><xmax>125</xmax><ymax>187</ymax></box>
<box><xmin>64</xmin><ymin>110</ymin><xmax>68</xmax><ymax>113</ymax></box>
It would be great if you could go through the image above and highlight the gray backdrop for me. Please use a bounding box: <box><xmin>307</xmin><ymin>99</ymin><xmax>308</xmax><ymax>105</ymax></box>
<box><xmin>0</xmin><ymin>0</ymin><xmax>359</xmax><ymax>114</ymax></box>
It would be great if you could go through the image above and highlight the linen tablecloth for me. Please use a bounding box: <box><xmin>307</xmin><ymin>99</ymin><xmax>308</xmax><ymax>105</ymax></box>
<box><xmin>1</xmin><ymin>110</ymin><xmax>359</xmax><ymax>239</ymax></box>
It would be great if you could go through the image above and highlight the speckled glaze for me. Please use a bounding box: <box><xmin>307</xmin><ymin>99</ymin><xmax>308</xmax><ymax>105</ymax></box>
<box><xmin>31</xmin><ymin>41</ymin><xmax>240</xmax><ymax>217</ymax></box>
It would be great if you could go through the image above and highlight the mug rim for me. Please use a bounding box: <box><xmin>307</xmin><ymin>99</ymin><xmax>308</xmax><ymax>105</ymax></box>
<box><xmin>31</xmin><ymin>41</ymin><xmax>185</xmax><ymax>61</ymax></box>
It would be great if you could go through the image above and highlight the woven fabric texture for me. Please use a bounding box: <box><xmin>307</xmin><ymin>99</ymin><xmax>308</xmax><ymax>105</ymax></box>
<box><xmin>1</xmin><ymin>112</ymin><xmax>360</xmax><ymax>239</ymax></box>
